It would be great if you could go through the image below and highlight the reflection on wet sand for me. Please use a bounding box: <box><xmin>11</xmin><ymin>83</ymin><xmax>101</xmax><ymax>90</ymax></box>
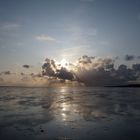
<box><xmin>49</xmin><ymin>87</ymin><xmax>140</xmax><ymax>123</ymax></box>
<box><xmin>0</xmin><ymin>87</ymin><xmax>140</xmax><ymax>140</ymax></box>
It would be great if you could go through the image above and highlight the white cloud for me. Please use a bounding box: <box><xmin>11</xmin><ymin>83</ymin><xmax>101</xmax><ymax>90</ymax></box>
<box><xmin>36</xmin><ymin>35</ymin><xmax>56</xmax><ymax>42</ymax></box>
<box><xmin>60</xmin><ymin>45</ymin><xmax>91</xmax><ymax>61</ymax></box>
<box><xmin>0</xmin><ymin>23</ymin><xmax>20</xmax><ymax>30</ymax></box>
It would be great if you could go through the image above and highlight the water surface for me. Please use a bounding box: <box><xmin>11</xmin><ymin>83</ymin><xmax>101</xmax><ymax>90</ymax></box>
<box><xmin>0</xmin><ymin>87</ymin><xmax>140</xmax><ymax>140</ymax></box>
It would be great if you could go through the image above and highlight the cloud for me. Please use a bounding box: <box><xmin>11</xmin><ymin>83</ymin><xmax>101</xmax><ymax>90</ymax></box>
<box><xmin>2</xmin><ymin>71</ymin><xmax>11</xmax><ymax>75</ymax></box>
<box><xmin>0</xmin><ymin>23</ymin><xmax>20</xmax><ymax>30</ymax></box>
<box><xmin>23</xmin><ymin>65</ymin><xmax>30</xmax><ymax>68</ymax></box>
<box><xmin>132</xmin><ymin>64</ymin><xmax>140</xmax><ymax>72</ymax></box>
<box><xmin>74</xmin><ymin>57</ymin><xmax>139</xmax><ymax>86</ymax></box>
<box><xmin>20</xmin><ymin>72</ymin><xmax>25</xmax><ymax>76</ymax></box>
<box><xmin>1</xmin><ymin>55</ymin><xmax>140</xmax><ymax>87</ymax></box>
<box><xmin>77</xmin><ymin>56</ymin><xmax>114</xmax><ymax>70</ymax></box>
<box><xmin>3</xmin><ymin>23</ymin><xmax>20</xmax><ymax>29</ymax></box>
<box><xmin>42</xmin><ymin>55</ymin><xmax>140</xmax><ymax>86</ymax></box>
<box><xmin>56</xmin><ymin>67</ymin><xmax>74</xmax><ymax>80</ymax></box>
<box><xmin>124</xmin><ymin>54</ymin><xmax>135</xmax><ymax>61</ymax></box>
<box><xmin>36</xmin><ymin>35</ymin><xmax>56</xmax><ymax>42</ymax></box>
<box><xmin>42</xmin><ymin>59</ymin><xmax>56</xmax><ymax>77</ymax></box>
<box><xmin>42</xmin><ymin>58</ymin><xmax>75</xmax><ymax>81</ymax></box>
<box><xmin>124</xmin><ymin>55</ymin><xmax>140</xmax><ymax>61</ymax></box>
<box><xmin>30</xmin><ymin>73</ymin><xmax>42</xmax><ymax>79</ymax></box>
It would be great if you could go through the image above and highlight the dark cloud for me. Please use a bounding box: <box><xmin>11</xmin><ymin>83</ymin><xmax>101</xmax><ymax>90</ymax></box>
<box><xmin>2</xmin><ymin>71</ymin><xmax>11</xmax><ymax>75</ymax></box>
<box><xmin>42</xmin><ymin>58</ymin><xmax>74</xmax><ymax>81</ymax></box>
<box><xmin>30</xmin><ymin>73</ymin><xmax>42</xmax><ymax>78</ymax></box>
<box><xmin>20</xmin><ymin>72</ymin><xmax>25</xmax><ymax>76</ymax></box>
<box><xmin>1</xmin><ymin>71</ymin><xmax>16</xmax><ymax>76</ymax></box>
<box><xmin>56</xmin><ymin>67</ymin><xmax>74</xmax><ymax>80</ymax></box>
<box><xmin>23</xmin><ymin>65</ymin><xmax>30</xmax><ymax>68</ymax></box>
<box><xmin>132</xmin><ymin>63</ymin><xmax>140</xmax><ymax>78</ymax></box>
<box><xmin>75</xmin><ymin>57</ymin><xmax>119</xmax><ymax>86</ymax></box>
<box><xmin>75</xmin><ymin>56</ymin><xmax>140</xmax><ymax>86</ymax></box>
<box><xmin>124</xmin><ymin>54</ymin><xmax>135</xmax><ymax>61</ymax></box>
<box><xmin>42</xmin><ymin>56</ymin><xmax>140</xmax><ymax>86</ymax></box>
<box><xmin>42</xmin><ymin>59</ymin><xmax>56</xmax><ymax>77</ymax></box>
<box><xmin>77</xmin><ymin>56</ymin><xmax>115</xmax><ymax>71</ymax></box>
<box><xmin>78</xmin><ymin>55</ymin><xmax>94</xmax><ymax>65</ymax></box>
<box><xmin>132</xmin><ymin>64</ymin><xmax>140</xmax><ymax>71</ymax></box>
<box><xmin>117</xmin><ymin>64</ymin><xmax>137</xmax><ymax>81</ymax></box>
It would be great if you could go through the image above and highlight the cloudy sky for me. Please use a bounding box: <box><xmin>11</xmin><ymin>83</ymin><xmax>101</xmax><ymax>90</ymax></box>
<box><xmin>0</xmin><ymin>0</ymin><xmax>140</xmax><ymax>86</ymax></box>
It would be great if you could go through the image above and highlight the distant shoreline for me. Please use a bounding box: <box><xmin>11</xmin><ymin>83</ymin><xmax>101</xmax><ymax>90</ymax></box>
<box><xmin>105</xmin><ymin>84</ymin><xmax>140</xmax><ymax>88</ymax></box>
<box><xmin>0</xmin><ymin>84</ymin><xmax>140</xmax><ymax>88</ymax></box>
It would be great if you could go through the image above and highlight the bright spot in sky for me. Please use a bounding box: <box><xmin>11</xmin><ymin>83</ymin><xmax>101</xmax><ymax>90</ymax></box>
<box><xmin>60</xmin><ymin>59</ymin><xmax>68</xmax><ymax>68</ymax></box>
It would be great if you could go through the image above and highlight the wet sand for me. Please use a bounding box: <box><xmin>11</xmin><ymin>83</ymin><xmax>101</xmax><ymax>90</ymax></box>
<box><xmin>0</xmin><ymin>87</ymin><xmax>140</xmax><ymax>140</ymax></box>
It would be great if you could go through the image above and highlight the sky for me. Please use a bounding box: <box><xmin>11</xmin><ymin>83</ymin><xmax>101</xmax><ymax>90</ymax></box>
<box><xmin>0</xmin><ymin>0</ymin><xmax>140</xmax><ymax>86</ymax></box>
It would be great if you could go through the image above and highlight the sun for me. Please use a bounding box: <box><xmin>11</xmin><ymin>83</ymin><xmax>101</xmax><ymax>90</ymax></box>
<box><xmin>60</xmin><ymin>59</ymin><xmax>68</xmax><ymax>68</ymax></box>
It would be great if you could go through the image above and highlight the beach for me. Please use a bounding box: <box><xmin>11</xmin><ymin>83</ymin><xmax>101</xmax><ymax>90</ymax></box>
<box><xmin>0</xmin><ymin>86</ymin><xmax>140</xmax><ymax>140</ymax></box>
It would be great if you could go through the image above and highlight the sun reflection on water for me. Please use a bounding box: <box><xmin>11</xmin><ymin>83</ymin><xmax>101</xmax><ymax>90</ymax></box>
<box><xmin>0</xmin><ymin>87</ymin><xmax>140</xmax><ymax>140</ymax></box>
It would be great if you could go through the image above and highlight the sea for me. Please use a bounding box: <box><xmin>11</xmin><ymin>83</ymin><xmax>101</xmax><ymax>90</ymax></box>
<box><xmin>0</xmin><ymin>86</ymin><xmax>140</xmax><ymax>140</ymax></box>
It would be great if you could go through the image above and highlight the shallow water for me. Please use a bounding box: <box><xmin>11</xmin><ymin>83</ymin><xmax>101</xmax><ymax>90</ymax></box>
<box><xmin>0</xmin><ymin>86</ymin><xmax>140</xmax><ymax>140</ymax></box>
